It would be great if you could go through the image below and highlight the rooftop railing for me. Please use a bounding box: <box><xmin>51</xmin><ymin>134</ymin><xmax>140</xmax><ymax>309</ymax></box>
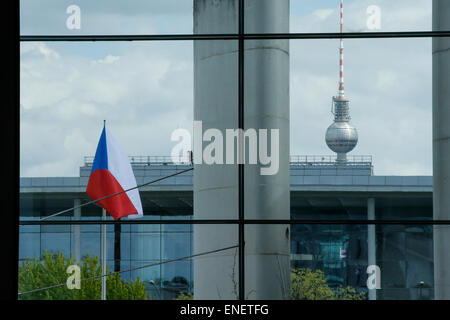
<box><xmin>84</xmin><ymin>155</ymin><xmax>372</xmax><ymax>167</ymax></box>
<box><xmin>84</xmin><ymin>155</ymin><xmax>191</xmax><ymax>166</ymax></box>
<box><xmin>290</xmin><ymin>155</ymin><xmax>372</xmax><ymax>166</ymax></box>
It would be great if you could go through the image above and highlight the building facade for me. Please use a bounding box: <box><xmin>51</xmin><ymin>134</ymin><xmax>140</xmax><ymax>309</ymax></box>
<box><xmin>19</xmin><ymin>156</ymin><xmax>433</xmax><ymax>300</ymax></box>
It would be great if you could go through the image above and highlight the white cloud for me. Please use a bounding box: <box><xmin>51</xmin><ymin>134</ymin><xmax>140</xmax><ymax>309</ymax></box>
<box><xmin>313</xmin><ymin>9</ymin><xmax>334</xmax><ymax>21</ymax></box>
<box><xmin>20</xmin><ymin>42</ymin><xmax>60</xmax><ymax>59</ymax></box>
<box><xmin>94</xmin><ymin>54</ymin><xmax>120</xmax><ymax>64</ymax></box>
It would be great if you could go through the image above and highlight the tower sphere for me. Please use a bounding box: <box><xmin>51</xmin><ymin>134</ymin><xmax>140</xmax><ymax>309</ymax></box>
<box><xmin>325</xmin><ymin>121</ymin><xmax>358</xmax><ymax>154</ymax></box>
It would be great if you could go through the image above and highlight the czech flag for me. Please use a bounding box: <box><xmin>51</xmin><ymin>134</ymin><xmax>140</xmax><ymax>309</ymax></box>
<box><xmin>86</xmin><ymin>124</ymin><xmax>143</xmax><ymax>220</ymax></box>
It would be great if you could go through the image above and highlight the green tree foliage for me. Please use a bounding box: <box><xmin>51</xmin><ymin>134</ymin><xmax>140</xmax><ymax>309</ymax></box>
<box><xmin>173</xmin><ymin>268</ymin><xmax>366</xmax><ymax>301</ymax></box>
<box><xmin>175</xmin><ymin>292</ymin><xmax>194</xmax><ymax>300</ymax></box>
<box><xmin>291</xmin><ymin>268</ymin><xmax>366</xmax><ymax>300</ymax></box>
<box><xmin>333</xmin><ymin>285</ymin><xmax>367</xmax><ymax>300</ymax></box>
<box><xmin>171</xmin><ymin>268</ymin><xmax>366</xmax><ymax>300</ymax></box>
<box><xmin>291</xmin><ymin>268</ymin><xmax>335</xmax><ymax>300</ymax></box>
<box><xmin>18</xmin><ymin>251</ymin><xmax>148</xmax><ymax>300</ymax></box>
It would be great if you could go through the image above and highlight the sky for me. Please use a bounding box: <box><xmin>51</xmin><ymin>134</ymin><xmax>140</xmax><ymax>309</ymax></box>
<box><xmin>19</xmin><ymin>0</ymin><xmax>433</xmax><ymax>177</ymax></box>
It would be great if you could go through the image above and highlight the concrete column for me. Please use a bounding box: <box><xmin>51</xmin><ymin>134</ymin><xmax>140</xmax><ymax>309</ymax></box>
<box><xmin>432</xmin><ymin>0</ymin><xmax>450</xmax><ymax>300</ymax></box>
<box><xmin>193</xmin><ymin>0</ymin><xmax>290</xmax><ymax>300</ymax></box>
<box><xmin>73</xmin><ymin>199</ymin><xmax>81</xmax><ymax>263</ymax></box>
<box><xmin>193</xmin><ymin>0</ymin><xmax>239</xmax><ymax>300</ymax></box>
<box><xmin>243</xmin><ymin>0</ymin><xmax>290</xmax><ymax>300</ymax></box>
<box><xmin>367</xmin><ymin>198</ymin><xmax>376</xmax><ymax>300</ymax></box>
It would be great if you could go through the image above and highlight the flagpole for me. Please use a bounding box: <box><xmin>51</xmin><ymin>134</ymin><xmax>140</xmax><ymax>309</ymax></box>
<box><xmin>101</xmin><ymin>208</ymin><xmax>107</xmax><ymax>300</ymax></box>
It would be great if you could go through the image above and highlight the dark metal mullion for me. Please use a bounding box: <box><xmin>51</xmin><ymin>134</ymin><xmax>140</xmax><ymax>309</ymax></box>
<box><xmin>238</xmin><ymin>0</ymin><xmax>245</xmax><ymax>301</ymax></box>
<box><xmin>114</xmin><ymin>221</ymin><xmax>121</xmax><ymax>272</ymax></box>
<box><xmin>245</xmin><ymin>31</ymin><xmax>450</xmax><ymax>39</ymax></box>
<box><xmin>19</xmin><ymin>31</ymin><xmax>450</xmax><ymax>42</ymax></box>
<box><xmin>19</xmin><ymin>219</ymin><xmax>450</xmax><ymax>225</ymax></box>
<box><xmin>19</xmin><ymin>34</ymin><xmax>239</xmax><ymax>41</ymax></box>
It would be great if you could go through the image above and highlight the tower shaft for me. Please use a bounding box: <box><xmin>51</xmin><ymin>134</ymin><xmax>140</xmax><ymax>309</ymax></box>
<box><xmin>339</xmin><ymin>0</ymin><xmax>344</xmax><ymax>99</ymax></box>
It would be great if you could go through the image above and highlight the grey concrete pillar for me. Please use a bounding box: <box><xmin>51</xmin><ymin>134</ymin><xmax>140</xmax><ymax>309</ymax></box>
<box><xmin>367</xmin><ymin>198</ymin><xmax>376</xmax><ymax>300</ymax></box>
<box><xmin>73</xmin><ymin>199</ymin><xmax>81</xmax><ymax>263</ymax></box>
<box><xmin>243</xmin><ymin>0</ymin><xmax>290</xmax><ymax>300</ymax></box>
<box><xmin>193</xmin><ymin>0</ymin><xmax>290</xmax><ymax>300</ymax></box>
<box><xmin>193</xmin><ymin>0</ymin><xmax>239</xmax><ymax>300</ymax></box>
<box><xmin>433</xmin><ymin>0</ymin><xmax>450</xmax><ymax>300</ymax></box>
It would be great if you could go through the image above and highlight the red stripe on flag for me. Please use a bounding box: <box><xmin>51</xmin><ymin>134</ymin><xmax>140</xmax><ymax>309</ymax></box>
<box><xmin>86</xmin><ymin>169</ymin><xmax>138</xmax><ymax>220</ymax></box>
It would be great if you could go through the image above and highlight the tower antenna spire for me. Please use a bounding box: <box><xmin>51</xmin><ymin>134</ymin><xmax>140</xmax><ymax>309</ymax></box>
<box><xmin>339</xmin><ymin>0</ymin><xmax>345</xmax><ymax>99</ymax></box>
<box><xmin>325</xmin><ymin>0</ymin><xmax>358</xmax><ymax>163</ymax></box>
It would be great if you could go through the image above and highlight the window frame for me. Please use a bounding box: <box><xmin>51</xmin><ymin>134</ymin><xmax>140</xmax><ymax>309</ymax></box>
<box><xmin>14</xmin><ymin>0</ymin><xmax>450</xmax><ymax>301</ymax></box>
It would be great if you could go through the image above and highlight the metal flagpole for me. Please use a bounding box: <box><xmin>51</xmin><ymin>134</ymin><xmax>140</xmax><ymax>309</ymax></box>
<box><xmin>101</xmin><ymin>120</ymin><xmax>107</xmax><ymax>300</ymax></box>
<box><xmin>101</xmin><ymin>208</ymin><xmax>107</xmax><ymax>300</ymax></box>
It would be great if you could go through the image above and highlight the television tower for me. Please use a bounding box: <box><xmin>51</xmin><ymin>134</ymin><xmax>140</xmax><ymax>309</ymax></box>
<box><xmin>325</xmin><ymin>0</ymin><xmax>358</xmax><ymax>163</ymax></box>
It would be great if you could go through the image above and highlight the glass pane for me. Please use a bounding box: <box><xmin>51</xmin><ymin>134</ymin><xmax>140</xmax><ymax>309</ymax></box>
<box><xmin>289</xmin><ymin>223</ymin><xmax>434</xmax><ymax>300</ymax></box>
<box><xmin>40</xmin><ymin>232</ymin><xmax>71</xmax><ymax>256</ymax></box>
<box><xmin>19</xmin><ymin>233</ymin><xmax>40</xmax><ymax>261</ymax></box>
<box><xmin>20</xmin><ymin>41</ymin><xmax>193</xmax><ymax>178</ymax></box>
<box><xmin>20</xmin><ymin>0</ymin><xmax>238</xmax><ymax>35</ymax></box>
<box><xmin>20</xmin><ymin>40</ymin><xmax>238</xmax><ymax>220</ymax></box>
<box><xmin>131</xmin><ymin>233</ymin><xmax>161</xmax><ymax>261</ymax></box>
<box><xmin>17</xmin><ymin>222</ymin><xmax>240</xmax><ymax>300</ymax></box>
<box><xmin>290</xmin><ymin>37</ymin><xmax>432</xmax><ymax>176</ymax></box>
<box><xmin>289</xmin><ymin>36</ymin><xmax>432</xmax><ymax>221</ymax></box>
<box><xmin>19</xmin><ymin>39</ymin><xmax>196</xmax><ymax>219</ymax></box>
<box><xmin>162</xmin><ymin>232</ymin><xmax>191</xmax><ymax>260</ymax></box>
<box><xmin>18</xmin><ymin>222</ymin><xmax>200</xmax><ymax>300</ymax></box>
<box><xmin>241</xmin><ymin>37</ymin><xmax>433</xmax><ymax>221</ymax></box>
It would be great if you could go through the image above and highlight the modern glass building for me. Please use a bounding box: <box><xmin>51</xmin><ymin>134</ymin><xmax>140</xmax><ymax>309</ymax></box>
<box><xmin>19</xmin><ymin>155</ymin><xmax>433</xmax><ymax>300</ymax></box>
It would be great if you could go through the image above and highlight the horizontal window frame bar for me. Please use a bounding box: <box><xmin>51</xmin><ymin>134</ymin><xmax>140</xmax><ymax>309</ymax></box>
<box><xmin>20</xmin><ymin>34</ymin><xmax>238</xmax><ymax>41</ymax></box>
<box><xmin>19</xmin><ymin>31</ymin><xmax>450</xmax><ymax>42</ymax></box>
<box><xmin>248</xmin><ymin>31</ymin><xmax>450</xmax><ymax>39</ymax></box>
<box><xmin>19</xmin><ymin>219</ymin><xmax>449</xmax><ymax>225</ymax></box>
